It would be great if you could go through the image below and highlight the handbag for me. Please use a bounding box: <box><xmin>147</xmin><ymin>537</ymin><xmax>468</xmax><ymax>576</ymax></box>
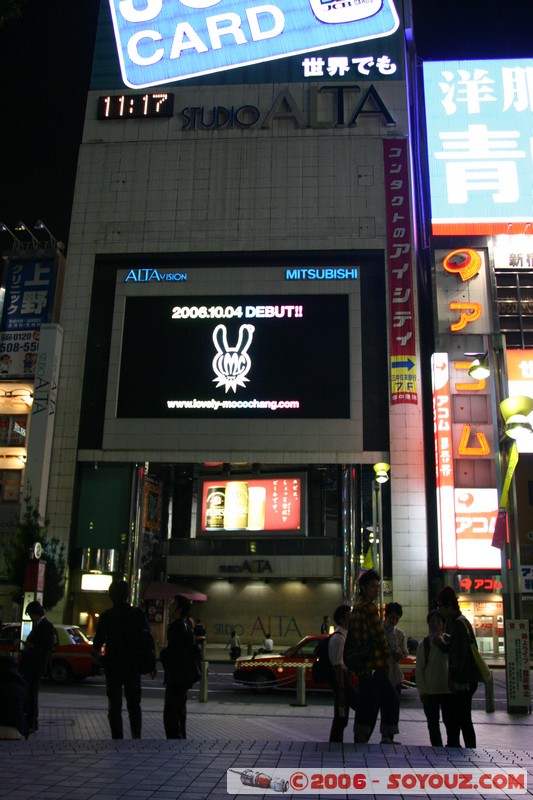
<box><xmin>460</xmin><ymin>618</ymin><xmax>491</xmax><ymax>683</ymax></box>
<box><xmin>183</xmin><ymin>643</ymin><xmax>202</xmax><ymax>685</ymax></box>
<box><xmin>160</xmin><ymin>635</ymin><xmax>202</xmax><ymax>687</ymax></box>
<box><xmin>470</xmin><ymin>643</ymin><xmax>491</xmax><ymax>683</ymax></box>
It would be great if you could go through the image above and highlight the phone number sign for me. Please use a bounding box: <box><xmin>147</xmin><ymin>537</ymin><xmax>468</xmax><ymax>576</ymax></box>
<box><xmin>108</xmin><ymin>0</ymin><xmax>399</xmax><ymax>88</ymax></box>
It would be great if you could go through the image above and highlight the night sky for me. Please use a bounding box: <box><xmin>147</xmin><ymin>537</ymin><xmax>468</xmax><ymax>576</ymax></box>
<box><xmin>0</xmin><ymin>0</ymin><xmax>531</xmax><ymax>247</ymax></box>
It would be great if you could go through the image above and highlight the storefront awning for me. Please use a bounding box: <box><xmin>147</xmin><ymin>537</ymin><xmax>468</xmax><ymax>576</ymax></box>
<box><xmin>143</xmin><ymin>581</ymin><xmax>207</xmax><ymax>602</ymax></box>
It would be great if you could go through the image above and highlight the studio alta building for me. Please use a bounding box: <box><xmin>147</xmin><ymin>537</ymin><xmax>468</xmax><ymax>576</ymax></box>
<box><xmin>38</xmin><ymin>0</ymin><xmax>430</xmax><ymax>650</ymax></box>
<box><xmin>4</xmin><ymin>0</ymin><xmax>532</xmax><ymax>659</ymax></box>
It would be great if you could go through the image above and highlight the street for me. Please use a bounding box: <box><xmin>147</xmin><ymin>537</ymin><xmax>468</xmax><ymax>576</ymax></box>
<box><xmin>39</xmin><ymin>663</ymin><xmax>510</xmax><ymax>712</ymax></box>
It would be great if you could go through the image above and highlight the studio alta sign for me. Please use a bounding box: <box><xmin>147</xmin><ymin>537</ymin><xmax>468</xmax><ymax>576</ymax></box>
<box><xmin>180</xmin><ymin>85</ymin><xmax>397</xmax><ymax>129</ymax></box>
<box><xmin>219</xmin><ymin>559</ymin><xmax>273</xmax><ymax>573</ymax></box>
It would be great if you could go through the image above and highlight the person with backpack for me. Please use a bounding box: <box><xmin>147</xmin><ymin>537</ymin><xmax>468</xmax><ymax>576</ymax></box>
<box><xmin>327</xmin><ymin>604</ymin><xmax>358</xmax><ymax>742</ymax></box>
<box><xmin>415</xmin><ymin>610</ymin><xmax>451</xmax><ymax>746</ymax></box>
<box><xmin>92</xmin><ymin>580</ymin><xmax>152</xmax><ymax>739</ymax></box>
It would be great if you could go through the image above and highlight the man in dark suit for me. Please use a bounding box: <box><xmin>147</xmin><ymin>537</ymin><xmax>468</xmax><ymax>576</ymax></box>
<box><xmin>92</xmin><ymin>580</ymin><xmax>150</xmax><ymax>739</ymax></box>
<box><xmin>162</xmin><ymin>594</ymin><xmax>199</xmax><ymax>739</ymax></box>
<box><xmin>0</xmin><ymin>655</ymin><xmax>29</xmax><ymax>739</ymax></box>
<box><xmin>20</xmin><ymin>601</ymin><xmax>55</xmax><ymax>733</ymax></box>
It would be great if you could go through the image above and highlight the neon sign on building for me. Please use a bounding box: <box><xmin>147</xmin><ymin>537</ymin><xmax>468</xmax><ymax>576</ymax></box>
<box><xmin>432</xmin><ymin>247</ymin><xmax>500</xmax><ymax>570</ymax></box>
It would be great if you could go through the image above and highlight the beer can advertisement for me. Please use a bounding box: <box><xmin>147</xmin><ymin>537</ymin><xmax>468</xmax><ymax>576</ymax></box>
<box><xmin>198</xmin><ymin>474</ymin><xmax>305</xmax><ymax>534</ymax></box>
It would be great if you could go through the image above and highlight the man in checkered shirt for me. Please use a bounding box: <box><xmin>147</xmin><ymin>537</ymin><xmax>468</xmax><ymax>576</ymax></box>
<box><xmin>348</xmin><ymin>569</ymin><xmax>400</xmax><ymax>744</ymax></box>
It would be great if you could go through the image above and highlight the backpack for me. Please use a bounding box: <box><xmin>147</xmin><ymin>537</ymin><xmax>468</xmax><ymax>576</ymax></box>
<box><xmin>137</xmin><ymin>628</ymin><xmax>157</xmax><ymax>675</ymax></box>
<box><xmin>312</xmin><ymin>634</ymin><xmax>337</xmax><ymax>683</ymax></box>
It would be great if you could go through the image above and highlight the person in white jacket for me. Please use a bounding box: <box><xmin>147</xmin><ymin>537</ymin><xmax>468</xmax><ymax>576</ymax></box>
<box><xmin>384</xmin><ymin>602</ymin><xmax>408</xmax><ymax>695</ymax></box>
<box><xmin>416</xmin><ymin>610</ymin><xmax>451</xmax><ymax>747</ymax></box>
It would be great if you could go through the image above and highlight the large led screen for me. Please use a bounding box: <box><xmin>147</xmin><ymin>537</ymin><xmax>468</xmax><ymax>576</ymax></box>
<box><xmin>107</xmin><ymin>0</ymin><xmax>399</xmax><ymax>88</ymax></box>
<box><xmin>198</xmin><ymin>474</ymin><xmax>305</xmax><ymax>535</ymax></box>
<box><xmin>117</xmin><ymin>294</ymin><xmax>350</xmax><ymax>418</ymax></box>
<box><xmin>423</xmin><ymin>59</ymin><xmax>533</xmax><ymax>235</ymax></box>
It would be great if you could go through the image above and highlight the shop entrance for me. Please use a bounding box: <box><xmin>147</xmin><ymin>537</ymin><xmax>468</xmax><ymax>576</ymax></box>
<box><xmin>459</xmin><ymin>598</ymin><xmax>504</xmax><ymax>658</ymax></box>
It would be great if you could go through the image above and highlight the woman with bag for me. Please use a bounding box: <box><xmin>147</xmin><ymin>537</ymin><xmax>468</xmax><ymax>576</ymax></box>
<box><xmin>436</xmin><ymin>586</ymin><xmax>479</xmax><ymax>748</ymax></box>
<box><xmin>160</xmin><ymin>594</ymin><xmax>201</xmax><ymax>739</ymax></box>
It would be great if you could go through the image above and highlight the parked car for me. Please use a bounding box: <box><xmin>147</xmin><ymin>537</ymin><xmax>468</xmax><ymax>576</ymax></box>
<box><xmin>233</xmin><ymin>634</ymin><xmax>416</xmax><ymax>691</ymax></box>
<box><xmin>0</xmin><ymin>622</ymin><xmax>100</xmax><ymax>684</ymax></box>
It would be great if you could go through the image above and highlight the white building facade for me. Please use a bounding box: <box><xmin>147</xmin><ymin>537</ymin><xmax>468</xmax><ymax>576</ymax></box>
<box><xmin>42</xmin><ymin>0</ymin><xmax>429</xmax><ymax>647</ymax></box>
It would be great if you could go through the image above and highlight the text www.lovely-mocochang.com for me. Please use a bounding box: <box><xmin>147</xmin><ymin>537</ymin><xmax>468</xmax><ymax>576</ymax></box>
<box><xmin>166</xmin><ymin>398</ymin><xmax>300</xmax><ymax>412</ymax></box>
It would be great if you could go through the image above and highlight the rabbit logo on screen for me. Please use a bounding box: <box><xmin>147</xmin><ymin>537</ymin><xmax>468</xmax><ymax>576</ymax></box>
<box><xmin>212</xmin><ymin>324</ymin><xmax>255</xmax><ymax>393</ymax></box>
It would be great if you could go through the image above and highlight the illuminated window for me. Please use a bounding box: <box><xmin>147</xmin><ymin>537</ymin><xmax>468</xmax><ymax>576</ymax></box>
<box><xmin>0</xmin><ymin>469</ymin><xmax>22</xmax><ymax>502</ymax></box>
<box><xmin>0</xmin><ymin>415</ymin><xmax>28</xmax><ymax>447</ymax></box>
<box><xmin>496</xmin><ymin>269</ymin><xmax>533</xmax><ymax>348</ymax></box>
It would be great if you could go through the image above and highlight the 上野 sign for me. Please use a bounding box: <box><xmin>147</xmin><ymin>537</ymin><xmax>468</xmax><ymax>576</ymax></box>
<box><xmin>108</xmin><ymin>0</ymin><xmax>399</xmax><ymax>88</ymax></box>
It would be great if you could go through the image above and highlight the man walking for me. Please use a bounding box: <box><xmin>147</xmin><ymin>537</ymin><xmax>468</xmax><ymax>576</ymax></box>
<box><xmin>92</xmin><ymin>580</ymin><xmax>151</xmax><ymax>739</ymax></box>
<box><xmin>20</xmin><ymin>600</ymin><xmax>55</xmax><ymax>733</ymax></box>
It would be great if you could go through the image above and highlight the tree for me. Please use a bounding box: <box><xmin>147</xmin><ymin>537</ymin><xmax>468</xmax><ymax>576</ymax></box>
<box><xmin>2</xmin><ymin>490</ymin><xmax>66</xmax><ymax>610</ymax></box>
<box><xmin>0</xmin><ymin>0</ymin><xmax>25</xmax><ymax>29</ymax></box>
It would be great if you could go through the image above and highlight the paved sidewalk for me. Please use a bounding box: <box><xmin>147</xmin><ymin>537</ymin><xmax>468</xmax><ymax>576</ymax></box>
<box><xmin>1</xmin><ymin>671</ymin><xmax>532</xmax><ymax>799</ymax></box>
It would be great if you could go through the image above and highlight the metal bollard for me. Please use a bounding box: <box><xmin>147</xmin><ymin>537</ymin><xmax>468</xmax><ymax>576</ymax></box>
<box><xmin>247</xmin><ymin>642</ymin><xmax>252</xmax><ymax>656</ymax></box>
<box><xmin>484</xmin><ymin>670</ymin><xmax>495</xmax><ymax>713</ymax></box>
<box><xmin>291</xmin><ymin>665</ymin><xmax>307</xmax><ymax>707</ymax></box>
<box><xmin>199</xmin><ymin>660</ymin><xmax>209</xmax><ymax>703</ymax></box>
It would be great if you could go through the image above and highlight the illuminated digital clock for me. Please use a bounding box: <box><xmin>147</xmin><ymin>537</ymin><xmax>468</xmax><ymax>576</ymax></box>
<box><xmin>97</xmin><ymin>93</ymin><xmax>174</xmax><ymax>120</ymax></box>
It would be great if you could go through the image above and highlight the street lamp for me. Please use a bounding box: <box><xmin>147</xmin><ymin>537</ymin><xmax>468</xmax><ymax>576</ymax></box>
<box><xmin>374</xmin><ymin>462</ymin><xmax>391</xmax><ymax>483</ymax></box>
<box><xmin>14</xmin><ymin>221</ymin><xmax>39</xmax><ymax>248</ymax></box>
<box><xmin>497</xmin><ymin>395</ymin><xmax>533</xmax><ymax>712</ymax></box>
<box><xmin>467</xmin><ymin>353</ymin><xmax>490</xmax><ymax>380</ymax></box>
<box><xmin>497</xmin><ymin>394</ymin><xmax>533</xmax><ymax>617</ymax></box>
<box><xmin>372</xmin><ymin>462</ymin><xmax>390</xmax><ymax>618</ymax></box>
<box><xmin>500</xmin><ymin>395</ymin><xmax>533</xmax><ymax>441</ymax></box>
<box><xmin>34</xmin><ymin>220</ymin><xmax>58</xmax><ymax>248</ymax></box>
<box><xmin>0</xmin><ymin>222</ymin><xmax>23</xmax><ymax>249</ymax></box>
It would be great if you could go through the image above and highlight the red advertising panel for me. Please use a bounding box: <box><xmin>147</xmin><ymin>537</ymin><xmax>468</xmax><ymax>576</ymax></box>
<box><xmin>432</xmin><ymin>353</ymin><xmax>456</xmax><ymax>567</ymax></box>
<box><xmin>198</xmin><ymin>474</ymin><xmax>305</xmax><ymax>535</ymax></box>
<box><xmin>383</xmin><ymin>138</ymin><xmax>417</xmax><ymax>404</ymax></box>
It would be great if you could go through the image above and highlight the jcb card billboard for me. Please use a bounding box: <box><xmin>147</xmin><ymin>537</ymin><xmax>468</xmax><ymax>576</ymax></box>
<box><xmin>108</xmin><ymin>0</ymin><xmax>399</xmax><ymax>87</ymax></box>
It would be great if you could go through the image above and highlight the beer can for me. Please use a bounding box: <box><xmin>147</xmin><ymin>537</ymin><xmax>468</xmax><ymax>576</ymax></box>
<box><xmin>224</xmin><ymin>481</ymin><xmax>248</xmax><ymax>529</ymax></box>
<box><xmin>205</xmin><ymin>486</ymin><xmax>225</xmax><ymax>529</ymax></box>
<box><xmin>247</xmin><ymin>486</ymin><xmax>266</xmax><ymax>530</ymax></box>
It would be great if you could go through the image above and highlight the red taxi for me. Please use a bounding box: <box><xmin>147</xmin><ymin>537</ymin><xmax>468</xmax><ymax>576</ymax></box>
<box><xmin>233</xmin><ymin>634</ymin><xmax>416</xmax><ymax>691</ymax></box>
